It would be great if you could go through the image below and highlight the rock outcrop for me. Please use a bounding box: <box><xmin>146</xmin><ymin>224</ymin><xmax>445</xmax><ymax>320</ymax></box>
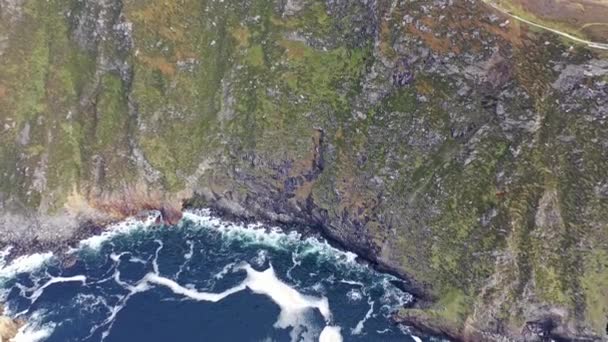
<box><xmin>0</xmin><ymin>305</ymin><xmax>21</xmax><ymax>342</ymax></box>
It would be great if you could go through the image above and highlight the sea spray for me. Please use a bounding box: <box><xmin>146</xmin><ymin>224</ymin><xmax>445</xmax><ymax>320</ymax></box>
<box><xmin>0</xmin><ymin>252</ymin><xmax>54</xmax><ymax>282</ymax></box>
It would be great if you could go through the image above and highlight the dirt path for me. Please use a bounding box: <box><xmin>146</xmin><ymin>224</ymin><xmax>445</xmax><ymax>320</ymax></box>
<box><xmin>482</xmin><ymin>0</ymin><xmax>608</xmax><ymax>50</ymax></box>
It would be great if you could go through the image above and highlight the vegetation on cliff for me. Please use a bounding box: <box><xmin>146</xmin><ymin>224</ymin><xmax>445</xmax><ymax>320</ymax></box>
<box><xmin>1</xmin><ymin>0</ymin><xmax>607</xmax><ymax>340</ymax></box>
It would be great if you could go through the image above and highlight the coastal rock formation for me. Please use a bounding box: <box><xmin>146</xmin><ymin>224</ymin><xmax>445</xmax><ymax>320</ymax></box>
<box><xmin>0</xmin><ymin>305</ymin><xmax>21</xmax><ymax>341</ymax></box>
<box><xmin>0</xmin><ymin>0</ymin><xmax>607</xmax><ymax>340</ymax></box>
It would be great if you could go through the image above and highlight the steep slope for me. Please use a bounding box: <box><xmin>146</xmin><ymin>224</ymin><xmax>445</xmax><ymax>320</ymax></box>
<box><xmin>0</xmin><ymin>0</ymin><xmax>607</xmax><ymax>340</ymax></box>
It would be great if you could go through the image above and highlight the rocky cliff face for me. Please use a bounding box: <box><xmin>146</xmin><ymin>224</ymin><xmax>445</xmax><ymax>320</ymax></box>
<box><xmin>1</xmin><ymin>0</ymin><xmax>607</xmax><ymax>340</ymax></box>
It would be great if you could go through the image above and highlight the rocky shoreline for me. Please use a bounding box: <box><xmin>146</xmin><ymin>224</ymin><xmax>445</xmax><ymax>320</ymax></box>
<box><xmin>0</xmin><ymin>304</ymin><xmax>22</xmax><ymax>342</ymax></box>
<box><xmin>0</xmin><ymin>201</ymin><xmax>438</xmax><ymax>340</ymax></box>
<box><xmin>187</xmin><ymin>199</ymin><xmax>432</xmax><ymax>300</ymax></box>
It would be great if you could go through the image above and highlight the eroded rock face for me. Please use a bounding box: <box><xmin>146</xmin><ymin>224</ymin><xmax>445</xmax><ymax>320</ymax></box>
<box><xmin>0</xmin><ymin>0</ymin><xmax>607</xmax><ymax>340</ymax></box>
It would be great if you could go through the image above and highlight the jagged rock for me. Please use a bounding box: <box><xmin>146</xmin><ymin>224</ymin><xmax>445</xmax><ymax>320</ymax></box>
<box><xmin>283</xmin><ymin>0</ymin><xmax>306</xmax><ymax>16</ymax></box>
<box><xmin>552</xmin><ymin>60</ymin><xmax>608</xmax><ymax>92</ymax></box>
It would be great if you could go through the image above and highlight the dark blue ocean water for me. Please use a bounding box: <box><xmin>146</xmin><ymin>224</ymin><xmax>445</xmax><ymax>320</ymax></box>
<box><xmin>0</xmin><ymin>211</ymin><xmax>437</xmax><ymax>342</ymax></box>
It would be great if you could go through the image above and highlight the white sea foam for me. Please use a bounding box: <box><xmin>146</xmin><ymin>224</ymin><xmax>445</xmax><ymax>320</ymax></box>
<box><xmin>243</xmin><ymin>264</ymin><xmax>331</xmax><ymax>326</ymax></box>
<box><xmin>74</xmin><ymin>293</ymin><xmax>112</xmax><ymax>313</ymax></box>
<box><xmin>252</xmin><ymin>249</ymin><xmax>268</xmax><ymax>267</ymax></box>
<box><xmin>12</xmin><ymin>311</ymin><xmax>55</xmax><ymax>342</ymax></box>
<box><xmin>184</xmin><ymin>212</ymin><xmax>331</xmax><ymax>255</ymax></box>
<box><xmin>346</xmin><ymin>289</ymin><xmax>363</xmax><ymax>302</ymax></box>
<box><xmin>13</xmin><ymin>323</ymin><xmax>55</xmax><ymax>342</ymax></box>
<box><xmin>152</xmin><ymin>239</ymin><xmax>163</xmax><ymax>274</ymax></box>
<box><xmin>78</xmin><ymin>212</ymin><xmax>160</xmax><ymax>251</ymax></box>
<box><xmin>145</xmin><ymin>273</ymin><xmax>247</xmax><ymax>302</ymax></box>
<box><xmin>379</xmin><ymin>278</ymin><xmax>414</xmax><ymax>313</ymax></box>
<box><xmin>0</xmin><ymin>252</ymin><xmax>53</xmax><ymax>280</ymax></box>
<box><xmin>286</xmin><ymin>251</ymin><xmax>302</xmax><ymax>282</ymax></box>
<box><xmin>175</xmin><ymin>240</ymin><xmax>194</xmax><ymax>279</ymax></box>
<box><xmin>129</xmin><ymin>256</ymin><xmax>147</xmax><ymax>264</ymax></box>
<box><xmin>340</xmin><ymin>279</ymin><xmax>364</xmax><ymax>287</ymax></box>
<box><xmin>78</xmin><ymin>250</ymin><xmax>154</xmax><ymax>341</ymax></box>
<box><xmin>351</xmin><ymin>300</ymin><xmax>374</xmax><ymax>335</ymax></box>
<box><xmin>398</xmin><ymin>325</ymin><xmax>424</xmax><ymax>342</ymax></box>
<box><xmin>28</xmin><ymin>275</ymin><xmax>87</xmax><ymax>304</ymax></box>
<box><xmin>183</xmin><ymin>240</ymin><xmax>194</xmax><ymax>259</ymax></box>
<box><xmin>182</xmin><ymin>211</ymin><xmax>368</xmax><ymax>283</ymax></box>
<box><xmin>95</xmin><ymin>269</ymin><xmax>152</xmax><ymax>341</ymax></box>
<box><xmin>311</xmin><ymin>281</ymin><xmax>326</xmax><ymax>294</ymax></box>
<box><xmin>319</xmin><ymin>326</ymin><xmax>343</xmax><ymax>342</ymax></box>
<box><xmin>213</xmin><ymin>261</ymin><xmax>237</xmax><ymax>280</ymax></box>
<box><xmin>142</xmin><ymin>261</ymin><xmax>340</xmax><ymax>342</ymax></box>
<box><xmin>110</xmin><ymin>252</ymin><xmax>130</xmax><ymax>262</ymax></box>
<box><xmin>343</xmin><ymin>252</ymin><xmax>358</xmax><ymax>263</ymax></box>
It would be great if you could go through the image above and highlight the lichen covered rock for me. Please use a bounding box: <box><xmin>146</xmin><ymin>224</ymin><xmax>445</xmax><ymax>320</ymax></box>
<box><xmin>0</xmin><ymin>0</ymin><xmax>607</xmax><ymax>340</ymax></box>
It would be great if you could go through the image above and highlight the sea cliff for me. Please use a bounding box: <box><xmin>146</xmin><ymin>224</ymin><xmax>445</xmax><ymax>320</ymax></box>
<box><xmin>1</xmin><ymin>0</ymin><xmax>607</xmax><ymax>340</ymax></box>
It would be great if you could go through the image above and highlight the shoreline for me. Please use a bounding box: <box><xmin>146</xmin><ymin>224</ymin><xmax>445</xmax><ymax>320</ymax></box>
<box><xmin>0</xmin><ymin>207</ymin><xmax>443</xmax><ymax>341</ymax></box>
<box><xmin>0</xmin><ymin>207</ymin><xmax>427</xmax><ymax>299</ymax></box>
